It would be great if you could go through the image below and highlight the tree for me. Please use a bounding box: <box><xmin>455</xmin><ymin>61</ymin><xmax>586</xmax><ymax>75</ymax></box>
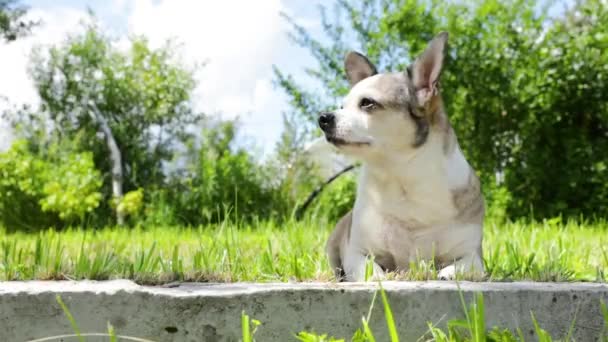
<box><xmin>275</xmin><ymin>0</ymin><xmax>608</xmax><ymax>219</ymax></box>
<box><xmin>10</xmin><ymin>21</ymin><xmax>201</xmax><ymax>225</ymax></box>
<box><xmin>0</xmin><ymin>0</ymin><xmax>35</xmax><ymax>41</ymax></box>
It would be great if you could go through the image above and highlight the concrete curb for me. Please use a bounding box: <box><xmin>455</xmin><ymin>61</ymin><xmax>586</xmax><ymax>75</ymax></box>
<box><xmin>1</xmin><ymin>281</ymin><xmax>607</xmax><ymax>341</ymax></box>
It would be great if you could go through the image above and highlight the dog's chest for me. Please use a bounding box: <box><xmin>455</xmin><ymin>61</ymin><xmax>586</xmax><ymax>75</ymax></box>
<box><xmin>352</xmin><ymin>202</ymin><xmax>451</xmax><ymax>267</ymax></box>
<box><xmin>359</xmin><ymin>168</ymin><xmax>457</xmax><ymax>225</ymax></box>
<box><xmin>350</xmin><ymin>167</ymin><xmax>460</xmax><ymax>264</ymax></box>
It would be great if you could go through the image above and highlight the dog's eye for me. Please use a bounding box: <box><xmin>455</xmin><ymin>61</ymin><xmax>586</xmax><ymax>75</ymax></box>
<box><xmin>359</xmin><ymin>98</ymin><xmax>378</xmax><ymax>111</ymax></box>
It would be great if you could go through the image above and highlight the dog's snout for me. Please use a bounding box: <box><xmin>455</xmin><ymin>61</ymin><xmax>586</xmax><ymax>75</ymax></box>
<box><xmin>318</xmin><ymin>112</ymin><xmax>335</xmax><ymax>132</ymax></box>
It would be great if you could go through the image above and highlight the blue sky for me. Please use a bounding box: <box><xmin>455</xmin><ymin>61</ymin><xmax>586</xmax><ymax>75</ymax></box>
<box><xmin>0</xmin><ymin>0</ymin><xmax>327</xmax><ymax>155</ymax></box>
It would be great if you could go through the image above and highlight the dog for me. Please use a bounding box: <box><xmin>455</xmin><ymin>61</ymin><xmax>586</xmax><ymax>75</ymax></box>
<box><xmin>318</xmin><ymin>32</ymin><xmax>484</xmax><ymax>281</ymax></box>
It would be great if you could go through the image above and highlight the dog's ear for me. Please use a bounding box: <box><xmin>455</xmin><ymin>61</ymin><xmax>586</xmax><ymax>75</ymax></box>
<box><xmin>411</xmin><ymin>32</ymin><xmax>448</xmax><ymax>107</ymax></box>
<box><xmin>345</xmin><ymin>51</ymin><xmax>377</xmax><ymax>87</ymax></box>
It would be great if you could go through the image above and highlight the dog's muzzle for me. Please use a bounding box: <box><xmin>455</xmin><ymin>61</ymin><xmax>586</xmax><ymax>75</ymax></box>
<box><xmin>318</xmin><ymin>112</ymin><xmax>335</xmax><ymax>134</ymax></box>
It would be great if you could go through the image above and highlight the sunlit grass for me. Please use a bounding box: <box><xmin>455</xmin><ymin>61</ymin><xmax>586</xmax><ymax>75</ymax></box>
<box><xmin>1</xmin><ymin>217</ymin><xmax>607</xmax><ymax>283</ymax></box>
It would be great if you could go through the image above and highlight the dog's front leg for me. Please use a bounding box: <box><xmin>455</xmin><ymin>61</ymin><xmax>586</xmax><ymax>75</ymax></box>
<box><xmin>343</xmin><ymin>249</ymin><xmax>385</xmax><ymax>282</ymax></box>
<box><xmin>438</xmin><ymin>252</ymin><xmax>484</xmax><ymax>280</ymax></box>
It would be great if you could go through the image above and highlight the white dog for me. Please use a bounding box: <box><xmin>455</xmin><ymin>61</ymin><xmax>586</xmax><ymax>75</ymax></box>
<box><xmin>319</xmin><ymin>32</ymin><xmax>484</xmax><ymax>281</ymax></box>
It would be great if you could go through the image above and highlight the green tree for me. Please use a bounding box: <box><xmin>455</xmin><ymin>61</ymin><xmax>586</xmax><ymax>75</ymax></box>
<box><xmin>276</xmin><ymin>0</ymin><xmax>608</xmax><ymax>219</ymax></box>
<box><xmin>10</xmin><ymin>21</ymin><xmax>201</xmax><ymax>225</ymax></box>
<box><xmin>0</xmin><ymin>0</ymin><xmax>35</xmax><ymax>41</ymax></box>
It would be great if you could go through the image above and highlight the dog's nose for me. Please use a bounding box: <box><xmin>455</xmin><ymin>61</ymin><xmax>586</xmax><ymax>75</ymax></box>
<box><xmin>318</xmin><ymin>112</ymin><xmax>335</xmax><ymax>132</ymax></box>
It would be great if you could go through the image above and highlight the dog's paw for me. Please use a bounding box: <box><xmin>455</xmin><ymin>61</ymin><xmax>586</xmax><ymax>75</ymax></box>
<box><xmin>437</xmin><ymin>265</ymin><xmax>456</xmax><ymax>280</ymax></box>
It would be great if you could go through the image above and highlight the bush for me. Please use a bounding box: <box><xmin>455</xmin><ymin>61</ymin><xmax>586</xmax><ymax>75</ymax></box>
<box><xmin>0</xmin><ymin>139</ymin><xmax>102</xmax><ymax>230</ymax></box>
<box><xmin>153</xmin><ymin>120</ymin><xmax>287</xmax><ymax>226</ymax></box>
<box><xmin>116</xmin><ymin>188</ymin><xmax>144</xmax><ymax>220</ymax></box>
<box><xmin>39</xmin><ymin>149</ymin><xmax>102</xmax><ymax>221</ymax></box>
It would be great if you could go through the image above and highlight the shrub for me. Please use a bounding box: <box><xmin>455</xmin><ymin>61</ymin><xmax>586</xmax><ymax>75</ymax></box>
<box><xmin>0</xmin><ymin>139</ymin><xmax>102</xmax><ymax>230</ymax></box>
<box><xmin>155</xmin><ymin>120</ymin><xmax>286</xmax><ymax>226</ymax></box>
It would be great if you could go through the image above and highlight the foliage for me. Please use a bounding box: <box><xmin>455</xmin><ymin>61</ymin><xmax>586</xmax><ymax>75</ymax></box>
<box><xmin>39</xmin><ymin>148</ymin><xmax>102</xmax><ymax>221</ymax></box>
<box><xmin>0</xmin><ymin>0</ymin><xmax>35</xmax><ymax>41</ymax></box>
<box><xmin>309</xmin><ymin>173</ymin><xmax>357</xmax><ymax>222</ymax></box>
<box><xmin>156</xmin><ymin>119</ymin><xmax>287</xmax><ymax>226</ymax></box>
<box><xmin>483</xmin><ymin>180</ymin><xmax>512</xmax><ymax>223</ymax></box>
<box><xmin>1</xmin><ymin>19</ymin><xmax>207</xmax><ymax>228</ymax></box>
<box><xmin>0</xmin><ymin>140</ymin><xmax>53</xmax><ymax>230</ymax></box>
<box><xmin>4</xmin><ymin>20</ymin><xmax>201</xmax><ymax>225</ymax></box>
<box><xmin>116</xmin><ymin>188</ymin><xmax>144</xmax><ymax>219</ymax></box>
<box><xmin>275</xmin><ymin>0</ymin><xmax>608</xmax><ymax>219</ymax></box>
<box><xmin>0</xmin><ymin>139</ymin><xmax>102</xmax><ymax>230</ymax></box>
<box><xmin>271</xmin><ymin>69</ymin><xmax>328</xmax><ymax>219</ymax></box>
<box><xmin>3</xmin><ymin>20</ymin><xmax>307</xmax><ymax>229</ymax></box>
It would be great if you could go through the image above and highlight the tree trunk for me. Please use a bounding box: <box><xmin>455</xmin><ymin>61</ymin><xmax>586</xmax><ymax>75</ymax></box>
<box><xmin>89</xmin><ymin>105</ymin><xmax>125</xmax><ymax>225</ymax></box>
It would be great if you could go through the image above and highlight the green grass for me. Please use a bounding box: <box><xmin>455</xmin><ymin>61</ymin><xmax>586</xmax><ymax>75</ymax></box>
<box><xmin>1</xmin><ymin>217</ymin><xmax>607</xmax><ymax>282</ymax></box>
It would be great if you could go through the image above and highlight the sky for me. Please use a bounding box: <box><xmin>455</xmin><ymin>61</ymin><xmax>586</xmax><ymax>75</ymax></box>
<box><xmin>0</xmin><ymin>0</ymin><xmax>327</xmax><ymax>156</ymax></box>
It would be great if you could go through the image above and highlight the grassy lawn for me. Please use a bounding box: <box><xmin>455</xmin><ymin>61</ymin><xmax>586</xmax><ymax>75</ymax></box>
<box><xmin>1</xmin><ymin>218</ymin><xmax>607</xmax><ymax>283</ymax></box>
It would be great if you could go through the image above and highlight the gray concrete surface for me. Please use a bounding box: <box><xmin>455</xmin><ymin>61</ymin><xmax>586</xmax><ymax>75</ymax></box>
<box><xmin>0</xmin><ymin>280</ymin><xmax>607</xmax><ymax>341</ymax></box>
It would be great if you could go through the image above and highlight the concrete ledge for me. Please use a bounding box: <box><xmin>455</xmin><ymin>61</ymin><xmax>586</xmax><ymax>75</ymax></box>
<box><xmin>1</xmin><ymin>281</ymin><xmax>607</xmax><ymax>341</ymax></box>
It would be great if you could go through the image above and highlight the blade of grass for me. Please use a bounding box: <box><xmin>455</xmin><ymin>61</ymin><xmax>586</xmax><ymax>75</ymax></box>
<box><xmin>600</xmin><ymin>299</ymin><xmax>608</xmax><ymax>340</ymax></box>
<box><xmin>472</xmin><ymin>293</ymin><xmax>485</xmax><ymax>342</ymax></box>
<box><xmin>365</xmin><ymin>257</ymin><xmax>374</xmax><ymax>282</ymax></box>
<box><xmin>426</xmin><ymin>322</ymin><xmax>449</xmax><ymax>342</ymax></box>
<box><xmin>564</xmin><ymin>303</ymin><xmax>579</xmax><ymax>342</ymax></box>
<box><xmin>516</xmin><ymin>327</ymin><xmax>526</xmax><ymax>342</ymax></box>
<box><xmin>242</xmin><ymin>311</ymin><xmax>252</xmax><ymax>342</ymax></box>
<box><xmin>530</xmin><ymin>311</ymin><xmax>552</xmax><ymax>342</ymax></box>
<box><xmin>361</xmin><ymin>317</ymin><xmax>377</xmax><ymax>342</ymax></box>
<box><xmin>455</xmin><ymin>282</ymin><xmax>473</xmax><ymax>334</ymax></box>
<box><xmin>108</xmin><ymin>322</ymin><xmax>117</xmax><ymax>342</ymax></box>
<box><xmin>55</xmin><ymin>295</ymin><xmax>84</xmax><ymax>342</ymax></box>
<box><xmin>366</xmin><ymin>289</ymin><xmax>378</xmax><ymax>322</ymax></box>
<box><xmin>378</xmin><ymin>282</ymin><xmax>399</xmax><ymax>342</ymax></box>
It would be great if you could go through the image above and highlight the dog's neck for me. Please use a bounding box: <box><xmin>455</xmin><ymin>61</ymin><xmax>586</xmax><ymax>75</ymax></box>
<box><xmin>363</xmin><ymin>130</ymin><xmax>446</xmax><ymax>188</ymax></box>
<box><xmin>357</xmin><ymin>130</ymin><xmax>465</xmax><ymax>224</ymax></box>
<box><xmin>359</xmin><ymin>112</ymin><xmax>469</xmax><ymax>198</ymax></box>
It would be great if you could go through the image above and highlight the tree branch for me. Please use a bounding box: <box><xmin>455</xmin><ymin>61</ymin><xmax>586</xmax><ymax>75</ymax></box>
<box><xmin>295</xmin><ymin>164</ymin><xmax>356</xmax><ymax>220</ymax></box>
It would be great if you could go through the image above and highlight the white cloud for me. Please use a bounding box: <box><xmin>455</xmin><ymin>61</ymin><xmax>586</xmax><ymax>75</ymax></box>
<box><xmin>128</xmin><ymin>0</ymin><xmax>291</xmax><ymax>155</ymax></box>
<box><xmin>0</xmin><ymin>7</ymin><xmax>90</xmax><ymax>150</ymax></box>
